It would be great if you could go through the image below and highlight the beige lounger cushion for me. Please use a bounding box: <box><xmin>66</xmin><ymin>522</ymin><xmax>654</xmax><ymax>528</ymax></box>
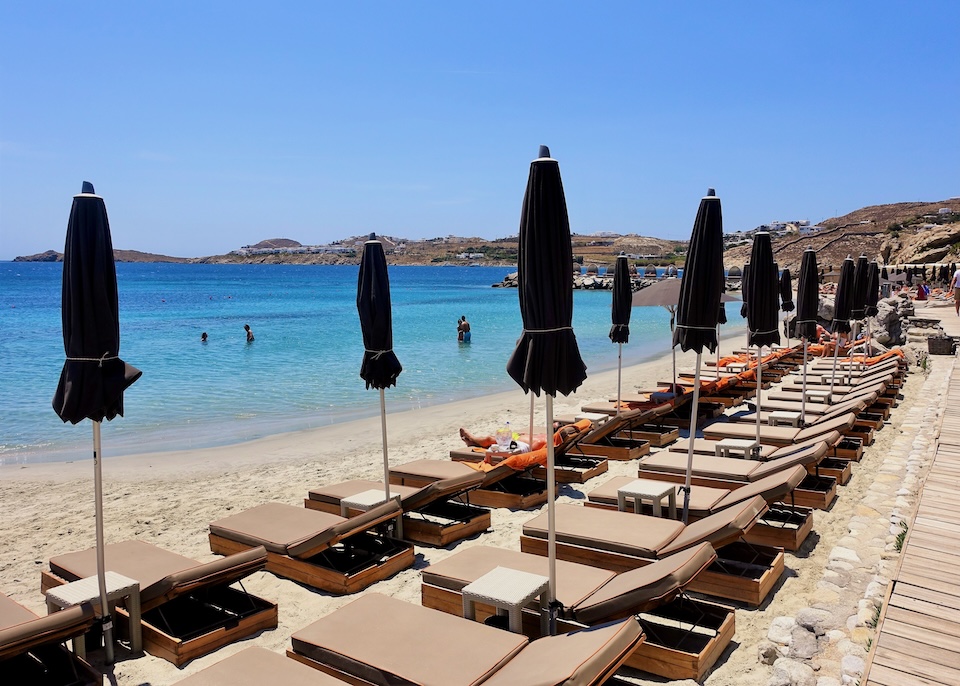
<box><xmin>571</xmin><ymin>542</ymin><xmax>716</xmax><ymax>623</ymax></box>
<box><xmin>209</xmin><ymin>501</ymin><xmax>401</xmax><ymax>559</ymax></box>
<box><xmin>713</xmin><ymin>466</ymin><xmax>807</xmax><ymax>509</ymax></box>
<box><xmin>399</xmin><ymin>471</ymin><xmax>485</xmax><ymax>511</ymax></box>
<box><xmin>390</xmin><ymin>459</ymin><xmax>473</xmax><ymax>480</ymax></box>
<box><xmin>669</xmin><ymin>438</ymin><xmax>777</xmax><ymax>458</ymax></box>
<box><xmin>523</xmin><ymin>504</ymin><xmax>684</xmax><ymax>558</ymax></box>
<box><xmin>701</xmin><ymin>414</ymin><xmax>853</xmax><ymax>443</ymax></box>
<box><xmin>49</xmin><ymin>540</ymin><xmax>267</xmax><ymax>610</ymax></box>
<box><xmin>422</xmin><ymin>546</ymin><xmax>614</xmax><ymax>609</ymax></box>
<box><xmin>307</xmin><ymin>479</ymin><xmax>420</xmax><ymax>507</ymax></box>
<box><xmin>480</xmin><ymin>618</ymin><xmax>642</xmax><ymax>686</ymax></box>
<box><xmin>587</xmin><ymin>477</ymin><xmax>728</xmax><ymax>516</ymax></box>
<box><xmin>292</xmin><ymin>593</ymin><xmax>527</xmax><ymax>686</ymax></box>
<box><xmin>0</xmin><ymin>593</ymin><xmax>95</xmax><ymax>661</ymax></box>
<box><xmin>659</xmin><ymin>496</ymin><xmax>767</xmax><ymax>555</ymax></box>
<box><xmin>174</xmin><ymin>646</ymin><xmax>346</xmax><ymax>685</ymax></box>
<box><xmin>639</xmin><ymin>452</ymin><xmax>763</xmax><ymax>481</ymax></box>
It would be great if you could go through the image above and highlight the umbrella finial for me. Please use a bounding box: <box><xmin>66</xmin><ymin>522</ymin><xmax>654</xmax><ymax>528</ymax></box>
<box><xmin>706</xmin><ymin>188</ymin><xmax>716</xmax><ymax>197</ymax></box>
<box><xmin>538</xmin><ymin>145</ymin><xmax>551</xmax><ymax>159</ymax></box>
<box><xmin>81</xmin><ymin>181</ymin><xmax>95</xmax><ymax>194</ymax></box>
<box><xmin>369</xmin><ymin>232</ymin><xmax>376</xmax><ymax>241</ymax></box>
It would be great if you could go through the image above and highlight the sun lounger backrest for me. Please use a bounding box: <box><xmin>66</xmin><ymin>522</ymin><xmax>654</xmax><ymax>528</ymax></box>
<box><xmin>750</xmin><ymin>442</ymin><xmax>828</xmax><ymax>480</ymax></box>
<box><xmin>291</xmin><ymin>593</ymin><xmax>528</xmax><ymax>685</ymax></box>
<box><xmin>0</xmin><ymin>598</ymin><xmax>95</xmax><ymax>661</ymax></box>
<box><xmin>399</xmin><ymin>471</ymin><xmax>485</xmax><ymax>512</ymax></box>
<box><xmin>143</xmin><ymin>546</ymin><xmax>268</xmax><ymax>610</ymax></box>
<box><xmin>584</xmin><ymin>405</ymin><xmax>664</xmax><ymax>443</ymax></box>
<box><xmin>288</xmin><ymin>500</ymin><xmax>403</xmax><ymax>559</ymax></box>
<box><xmin>793</xmin><ymin>413</ymin><xmax>855</xmax><ymax>442</ymax></box>
<box><xmin>571</xmin><ymin>543</ymin><xmax>716</xmax><ymax>624</ymax></box>
<box><xmin>481</xmin><ymin>618</ymin><xmax>644</xmax><ymax>686</ymax></box>
<box><xmin>659</xmin><ymin>496</ymin><xmax>768</xmax><ymax>556</ymax></box>
<box><xmin>713</xmin><ymin>466</ymin><xmax>806</xmax><ymax>509</ymax></box>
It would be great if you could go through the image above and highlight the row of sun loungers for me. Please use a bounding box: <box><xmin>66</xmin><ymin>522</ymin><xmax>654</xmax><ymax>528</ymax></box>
<box><xmin>9</xmin><ymin>344</ymin><xmax>909</xmax><ymax>684</ymax></box>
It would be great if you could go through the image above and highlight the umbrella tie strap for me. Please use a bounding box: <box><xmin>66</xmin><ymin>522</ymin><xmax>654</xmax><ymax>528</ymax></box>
<box><xmin>611</xmin><ymin>324</ymin><xmax>629</xmax><ymax>330</ymax></box>
<box><xmin>365</xmin><ymin>349</ymin><xmax>393</xmax><ymax>359</ymax></box>
<box><xmin>675</xmin><ymin>324</ymin><xmax>716</xmax><ymax>331</ymax></box>
<box><xmin>749</xmin><ymin>328</ymin><xmax>780</xmax><ymax>335</ymax></box>
<box><xmin>795</xmin><ymin>319</ymin><xmax>817</xmax><ymax>324</ymax></box>
<box><xmin>65</xmin><ymin>353</ymin><xmax>117</xmax><ymax>367</ymax></box>
<box><xmin>523</xmin><ymin>326</ymin><xmax>573</xmax><ymax>333</ymax></box>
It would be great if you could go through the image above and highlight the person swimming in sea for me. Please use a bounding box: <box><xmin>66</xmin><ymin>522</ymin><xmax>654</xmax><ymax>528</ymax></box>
<box><xmin>201</xmin><ymin>332</ymin><xmax>208</xmax><ymax>343</ymax></box>
<box><xmin>244</xmin><ymin>324</ymin><xmax>254</xmax><ymax>342</ymax></box>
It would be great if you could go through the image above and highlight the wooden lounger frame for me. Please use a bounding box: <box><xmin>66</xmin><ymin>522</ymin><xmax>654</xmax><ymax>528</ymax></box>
<box><xmin>41</xmin><ymin>570</ymin><xmax>277</xmax><ymax>668</ymax></box>
<box><xmin>390</xmin><ymin>470</ymin><xmax>547</xmax><ymax>510</ymax></box>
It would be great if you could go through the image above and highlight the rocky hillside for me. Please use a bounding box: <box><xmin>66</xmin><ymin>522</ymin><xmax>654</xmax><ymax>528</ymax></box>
<box><xmin>724</xmin><ymin>200</ymin><xmax>959</xmax><ymax>271</ymax></box>
<box><xmin>13</xmin><ymin>249</ymin><xmax>193</xmax><ymax>263</ymax></box>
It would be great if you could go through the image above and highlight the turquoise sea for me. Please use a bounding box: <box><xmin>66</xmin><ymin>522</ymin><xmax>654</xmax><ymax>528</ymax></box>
<box><xmin>0</xmin><ymin>263</ymin><xmax>746</xmax><ymax>464</ymax></box>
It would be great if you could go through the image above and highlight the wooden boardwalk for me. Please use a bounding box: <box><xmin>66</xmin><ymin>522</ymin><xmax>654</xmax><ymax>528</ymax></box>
<box><xmin>864</xmin><ymin>366</ymin><xmax>960</xmax><ymax>686</ymax></box>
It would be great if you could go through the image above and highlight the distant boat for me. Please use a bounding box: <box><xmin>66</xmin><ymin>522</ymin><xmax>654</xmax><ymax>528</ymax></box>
<box><xmin>469</xmin><ymin>262</ymin><xmax>482</xmax><ymax>267</ymax></box>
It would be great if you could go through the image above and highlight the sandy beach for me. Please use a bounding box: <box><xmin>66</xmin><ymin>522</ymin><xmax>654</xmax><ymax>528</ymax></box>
<box><xmin>0</xmin><ymin>331</ymin><xmax>924</xmax><ymax>686</ymax></box>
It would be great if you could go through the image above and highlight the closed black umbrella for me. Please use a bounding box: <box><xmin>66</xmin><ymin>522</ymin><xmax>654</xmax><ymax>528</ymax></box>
<box><xmin>52</xmin><ymin>182</ymin><xmax>142</xmax><ymax>663</ymax></box>
<box><xmin>850</xmin><ymin>254</ymin><xmax>870</xmax><ymax>321</ymax></box>
<box><xmin>740</xmin><ymin>263</ymin><xmax>750</xmax><ymax>318</ymax></box>
<box><xmin>779</xmin><ymin>268</ymin><xmax>794</xmax><ymax>346</ymax></box>
<box><xmin>674</xmin><ymin>189</ymin><xmax>724</xmax><ymax>523</ymax></box>
<box><xmin>745</xmin><ymin>232</ymin><xmax>781</xmax><ymax>448</ymax></box>
<box><xmin>828</xmin><ymin>256</ymin><xmax>856</xmax><ymax>392</ymax></box>
<box><xmin>865</xmin><ymin>261</ymin><xmax>880</xmax><ymax>356</ymax></box>
<box><xmin>357</xmin><ymin>236</ymin><xmax>403</xmax><ymax>498</ymax></box>
<box><xmin>795</xmin><ymin>247</ymin><xmax>820</xmax><ymax>424</ymax></box>
<box><xmin>881</xmin><ymin>266</ymin><xmax>889</xmax><ymax>281</ymax></box>
<box><xmin>610</xmin><ymin>253</ymin><xmax>632</xmax><ymax>414</ymax></box>
<box><xmin>507</xmin><ymin>146</ymin><xmax>586</xmax><ymax>630</ymax></box>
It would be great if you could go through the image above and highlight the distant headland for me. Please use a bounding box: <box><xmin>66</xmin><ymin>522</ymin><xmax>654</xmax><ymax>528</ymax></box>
<box><xmin>12</xmin><ymin>199</ymin><xmax>959</xmax><ymax>271</ymax></box>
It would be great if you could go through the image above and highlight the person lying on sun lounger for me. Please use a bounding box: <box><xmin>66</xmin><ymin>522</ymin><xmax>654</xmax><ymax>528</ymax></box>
<box><xmin>459</xmin><ymin>422</ymin><xmax>580</xmax><ymax>453</ymax></box>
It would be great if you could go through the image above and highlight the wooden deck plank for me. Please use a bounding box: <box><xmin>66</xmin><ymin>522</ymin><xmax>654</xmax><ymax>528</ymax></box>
<box><xmin>867</xmin><ymin>660</ymin><xmax>954</xmax><ymax>686</ymax></box>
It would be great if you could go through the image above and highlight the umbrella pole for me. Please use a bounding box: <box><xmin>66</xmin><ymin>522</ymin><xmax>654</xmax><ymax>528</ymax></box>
<box><xmin>616</xmin><ymin>343</ymin><xmax>623</xmax><ymax>415</ymax></box>
<box><xmin>830</xmin><ymin>332</ymin><xmax>841</xmax><ymax>397</ymax></box>
<box><xmin>681</xmin><ymin>356</ymin><xmax>702</xmax><ymax>524</ymax></box>
<box><xmin>92</xmin><ymin>420</ymin><xmax>115</xmax><ymax>664</ymax></box>
<box><xmin>529</xmin><ymin>393</ymin><xmax>535</xmax><ymax>445</ymax></box>
<box><xmin>545</xmin><ymin>394</ymin><xmax>558</xmax><ymax>635</ymax></box>
<box><xmin>801</xmin><ymin>337</ymin><xmax>809</xmax><ymax>426</ymax></box>
<box><xmin>669</xmin><ymin>307</ymin><xmax>677</xmax><ymax>393</ymax></box>
<box><xmin>380</xmin><ymin>389</ymin><xmax>390</xmax><ymax>499</ymax></box>
<box><xmin>755</xmin><ymin>344</ymin><xmax>763</xmax><ymax>450</ymax></box>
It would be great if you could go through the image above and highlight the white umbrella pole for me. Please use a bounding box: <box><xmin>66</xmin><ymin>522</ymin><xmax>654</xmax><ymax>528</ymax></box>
<box><xmin>681</xmin><ymin>356</ymin><xmax>702</xmax><ymax>524</ymax></box>
<box><xmin>616</xmin><ymin>343</ymin><xmax>623</xmax><ymax>415</ymax></box>
<box><xmin>545</xmin><ymin>393</ymin><xmax>558</xmax><ymax>634</ymax></box>
<box><xmin>92</xmin><ymin>420</ymin><xmax>114</xmax><ymax>664</ymax></box>
<box><xmin>529</xmin><ymin>393</ymin><xmax>535</xmax><ymax>445</ymax></box>
<box><xmin>380</xmin><ymin>389</ymin><xmax>390</xmax><ymax>499</ymax></box>
<box><xmin>829</xmin><ymin>331</ymin><xmax>841</xmax><ymax>397</ymax></box>
<box><xmin>801</xmin><ymin>337</ymin><xmax>809</xmax><ymax>426</ymax></box>
<box><xmin>755</xmin><ymin>344</ymin><xmax>763</xmax><ymax>448</ymax></box>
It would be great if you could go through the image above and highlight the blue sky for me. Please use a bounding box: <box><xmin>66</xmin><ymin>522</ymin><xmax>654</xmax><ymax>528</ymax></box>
<box><xmin>1</xmin><ymin>2</ymin><xmax>957</xmax><ymax>260</ymax></box>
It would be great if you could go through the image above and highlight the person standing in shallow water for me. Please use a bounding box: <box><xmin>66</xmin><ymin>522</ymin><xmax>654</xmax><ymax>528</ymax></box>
<box><xmin>459</xmin><ymin>315</ymin><xmax>471</xmax><ymax>343</ymax></box>
<box><xmin>201</xmin><ymin>332</ymin><xmax>208</xmax><ymax>343</ymax></box>
<box><xmin>244</xmin><ymin>324</ymin><xmax>254</xmax><ymax>342</ymax></box>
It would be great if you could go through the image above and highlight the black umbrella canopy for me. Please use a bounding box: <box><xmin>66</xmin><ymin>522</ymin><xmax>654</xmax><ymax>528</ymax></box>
<box><xmin>739</xmin><ymin>263</ymin><xmax>750</xmax><ymax>318</ymax></box>
<box><xmin>673</xmin><ymin>189</ymin><xmax>724</xmax><ymax>354</ymax></box>
<box><xmin>880</xmin><ymin>266</ymin><xmax>888</xmax><ymax>281</ymax></box>
<box><xmin>779</xmin><ymin>268</ymin><xmax>795</xmax><ymax>312</ymax></box>
<box><xmin>745</xmin><ymin>232</ymin><xmax>781</xmax><ymax>348</ymax></box>
<box><xmin>609</xmin><ymin>253</ymin><xmax>631</xmax><ymax>344</ymax></box>
<box><xmin>506</xmin><ymin>148</ymin><xmax>587</xmax><ymax>397</ymax></box>
<box><xmin>53</xmin><ymin>183</ymin><xmax>141</xmax><ymax>424</ymax></box>
<box><xmin>357</xmin><ymin>237</ymin><xmax>402</xmax><ymax>389</ymax></box>
<box><xmin>850</xmin><ymin>254</ymin><xmax>870</xmax><ymax>319</ymax></box>
<box><xmin>832</xmin><ymin>256</ymin><xmax>856</xmax><ymax>334</ymax></box>
<box><xmin>865</xmin><ymin>261</ymin><xmax>880</xmax><ymax>316</ymax></box>
<box><xmin>795</xmin><ymin>248</ymin><xmax>819</xmax><ymax>340</ymax></box>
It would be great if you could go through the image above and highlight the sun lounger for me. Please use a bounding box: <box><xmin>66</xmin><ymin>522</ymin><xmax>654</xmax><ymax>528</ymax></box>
<box><xmin>641</xmin><ymin>442</ymin><xmax>838</xmax><ymax>510</ymax></box>
<box><xmin>304</xmin><ymin>473</ymin><xmax>492</xmax><ymax>546</ymax></box>
<box><xmin>701</xmin><ymin>412</ymin><xmax>858</xmax><ymax>447</ymax></box>
<box><xmin>585</xmin><ymin>466</ymin><xmax>813</xmax><ymax>551</ymax></box>
<box><xmin>41</xmin><ymin>540</ymin><xmax>278</xmax><ymax>667</ymax></box>
<box><xmin>571</xmin><ymin>405</ymin><xmax>675</xmax><ymax>460</ymax></box>
<box><xmin>174</xmin><ymin>646</ymin><xmax>349</xmax><ymax>685</ymax></box>
<box><xmin>388</xmin><ymin>458</ymin><xmax>547</xmax><ymax>509</ymax></box>
<box><xmin>208</xmin><ymin>501</ymin><xmax>414</xmax><ymax>593</ymax></box>
<box><xmin>449</xmin><ymin>420</ymin><xmax>609</xmax><ymax>484</ymax></box>
<box><xmin>421</xmin><ymin>543</ymin><xmax>734</xmax><ymax>681</ymax></box>
<box><xmin>520</xmin><ymin>497</ymin><xmax>783</xmax><ymax>606</ymax></box>
<box><xmin>734</xmin><ymin>394</ymin><xmax>884</xmax><ymax>438</ymax></box>
<box><xmin>288</xmin><ymin>593</ymin><xmax>644</xmax><ymax>686</ymax></box>
<box><xmin>1</xmin><ymin>592</ymin><xmax>99</xmax><ymax>685</ymax></box>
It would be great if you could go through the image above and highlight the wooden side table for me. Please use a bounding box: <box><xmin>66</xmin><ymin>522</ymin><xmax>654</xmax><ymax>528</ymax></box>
<box><xmin>462</xmin><ymin>566</ymin><xmax>550</xmax><ymax>635</ymax></box>
<box><xmin>715</xmin><ymin>438</ymin><xmax>759</xmax><ymax>459</ymax></box>
<box><xmin>617</xmin><ymin>478</ymin><xmax>677</xmax><ymax>518</ymax></box>
<box><xmin>769</xmin><ymin>410</ymin><xmax>802</xmax><ymax>427</ymax></box>
<box><xmin>46</xmin><ymin>571</ymin><xmax>141</xmax><ymax>659</ymax></box>
<box><xmin>340</xmin><ymin>489</ymin><xmax>403</xmax><ymax>538</ymax></box>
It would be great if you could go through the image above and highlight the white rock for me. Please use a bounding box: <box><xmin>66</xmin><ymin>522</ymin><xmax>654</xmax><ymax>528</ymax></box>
<box><xmin>773</xmin><ymin>657</ymin><xmax>817</xmax><ymax>686</ymax></box>
<box><xmin>841</xmin><ymin>654</ymin><xmax>865</xmax><ymax>677</ymax></box>
<box><xmin>796</xmin><ymin>608</ymin><xmax>835</xmax><ymax>635</ymax></box>
<box><xmin>817</xmin><ymin>678</ymin><xmax>842</xmax><ymax>686</ymax></box>
<box><xmin>768</xmin><ymin>616</ymin><xmax>797</xmax><ymax>644</ymax></box>
<box><xmin>830</xmin><ymin>547</ymin><xmax>861</xmax><ymax>563</ymax></box>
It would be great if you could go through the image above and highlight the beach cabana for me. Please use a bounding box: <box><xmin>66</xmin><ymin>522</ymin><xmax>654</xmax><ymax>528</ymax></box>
<box><xmin>288</xmin><ymin>593</ymin><xmax>644</xmax><ymax>686</ymax></box>
<box><xmin>208</xmin><ymin>501</ymin><xmax>414</xmax><ymax>593</ymax></box>
<box><xmin>41</xmin><ymin>540</ymin><xmax>277</xmax><ymax>667</ymax></box>
<box><xmin>421</xmin><ymin>543</ymin><xmax>734</xmax><ymax>682</ymax></box>
<box><xmin>0</xmin><ymin>592</ymin><xmax>99</xmax><ymax>685</ymax></box>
